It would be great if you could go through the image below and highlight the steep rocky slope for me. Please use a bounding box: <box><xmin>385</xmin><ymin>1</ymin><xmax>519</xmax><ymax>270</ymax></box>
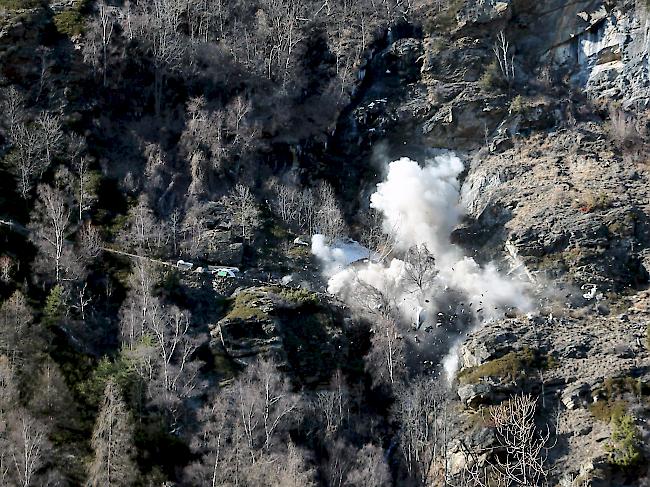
<box><xmin>318</xmin><ymin>0</ymin><xmax>650</xmax><ymax>483</ymax></box>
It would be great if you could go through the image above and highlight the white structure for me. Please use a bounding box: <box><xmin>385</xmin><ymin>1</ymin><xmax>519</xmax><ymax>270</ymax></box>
<box><xmin>177</xmin><ymin>260</ymin><xmax>194</xmax><ymax>271</ymax></box>
<box><xmin>208</xmin><ymin>266</ymin><xmax>240</xmax><ymax>278</ymax></box>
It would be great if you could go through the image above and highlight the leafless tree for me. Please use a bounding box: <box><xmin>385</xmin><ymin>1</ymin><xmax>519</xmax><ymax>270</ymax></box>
<box><xmin>1</xmin><ymin>86</ymin><xmax>26</xmax><ymax>142</ymax></box>
<box><xmin>78</xmin><ymin>222</ymin><xmax>103</xmax><ymax>262</ymax></box>
<box><xmin>359</xmin><ymin>208</ymin><xmax>397</xmax><ymax>263</ymax></box>
<box><xmin>5</xmin><ymin>113</ymin><xmax>58</xmax><ymax>200</ymax></box>
<box><xmin>490</xmin><ymin>394</ymin><xmax>551</xmax><ymax>486</ymax></box>
<box><xmin>29</xmin><ymin>358</ymin><xmax>75</xmax><ymax>429</ymax></box>
<box><xmin>269</xmin><ymin>178</ymin><xmax>300</xmax><ymax>225</ymax></box>
<box><xmin>180</xmin><ymin>205</ymin><xmax>207</xmax><ymax>259</ymax></box>
<box><xmin>10</xmin><ymin>409</ymin><xmax>49</xmax><ymax>487</ymax></box>
<box><xmin>120</xmin><ymin>195</ymin><xmax>166</xmax><ymax>255</ymax></box>
<box><xmin>97</xmin><ymin>0</ymin><xmax>116</xmax><ymax>87</ymax></box>
<box><xmin>0</xmin><ymin>356</ymin><xmax>15</xmax><ymax>485</ymax></box>
<box><xmin>34</xmin><ymin>47</ymin><xmax>53</xmax><ymax>103</ymax></box>
<box><xmin>464</xmin><ymin>394</ymin><xmax>552</xmax><ymax>487</ymax></box>
<box><xmin>222</xmin><ymin>184</ymin><xmax>261</xmax><ymax>242</ymax></box>
<box><xmin>299</xmin><ymin>187</ymin><xmax>318</xmax><ymax>236</ymax></box>
<box><xmin>322</xmin><ymin>438</ymin><xmax>356</xmax><ymax>487</ymax></box>
<box><xmin>366</xmin><ymin>316</ymin><xmax>406</xmax><ymax>388</ymax></box>
<box><xmin>403</xmin><ymin>244</ymin><xmax>437</xmax><ymax>293</ymax></box>
<box><xmin>74</xmin><ymin>156</ymin><xmax>97</xmax><ymax>223</ymax></box>
<box><xmin>311</xmin><ymin>370</ymin><xmax>349</xmax><ymax>438</ymax></box>
<box><xmin>0</xmin><ymin>357</ymin><xmax>50</xmax><ymax>487</ymax></box>
<box><xmin>181</xmin><ymin>97</ymin><xmax>228</xmax><ymax>175</ymax></box>
<box><xmin>130</xmin><ymin>0</ymin><xmax>187</xmax><ymax>114</ymax></box>
<box><xmin>87</xmin><ymin>379</ymin><xmax>138</xmax><ymax>487</ymax></box>
<box><xmin>35</xmin><ymin>113</ymin><xmax>63</xmax><ymax>171</ymax></box>
<box><xmin>315</xmin><ymin>181</ymin><xmax>346</xmax><ymax>241</ymax></box>
<box><xmin>267</xmin><ymin>441</ymin><xmax>316</xmax><ymax>487</ymax></box>
<box><xmin>0</xmin><ymin>256</ymin><xmax>12</xmax><ymax>283</ymax></box>
<box><xmin>140</xmin><ymin>302</ymin><xmax>203</xmax><ymax>425</ymax></box>
<box><xmin>119</xmin><ymin>260</ymin><xmax>157</xmax><ymax>350</ymax></box>
<box><xmin>394</xmin><ymin>376</ymin><xmax>451</xmax><ymax>486</ymax></box>
<box><xmin>345</xmin><ymin>443</ymin><xmax>391</xmax><ymax>487</ymax></box>
<box><xmin>269</xmin><ymin>179</ymin><xmax>322</xmax><ymax>236</ymax></box>
<box><xmin>168</xmin><ymin>208</ymin><xmax>182</xmax><ymax>255</ymax></box>
<box><xmin>29</xmin><ymin>184</ymin><xmax>75</xmax><ymax>283</ymax></box>
<box><xmin>493</xmin><ymin>31</ymin><xmax>515</xmax><ymax>85</ymax></box>
<box><xmin>186</xmin><ymin>357</ymin><xmax>301</xmax><ymax>485</ymax></box>
<box><xmin>0</xmin><ymin>292</ymin><xmax>33</xmax><ymax>367</ymax></box>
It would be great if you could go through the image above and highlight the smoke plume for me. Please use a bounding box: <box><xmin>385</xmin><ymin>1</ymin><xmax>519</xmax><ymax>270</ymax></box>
<box><xmin>312</xmin><ymin>152</ymin><xmax>533</xmax><ymax>378</ymax></box>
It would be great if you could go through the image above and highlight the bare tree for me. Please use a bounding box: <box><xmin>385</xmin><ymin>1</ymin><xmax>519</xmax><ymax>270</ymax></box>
<box><xmin>269</xmin><ymin>178</ymin><xmax>300</xmax><ymax>225</ymax></box>
<box><xmin>315</xmin><ymin>182</ymin><xmax>346</xmax><ymax>241</ymax></box>
<box><xmin>29</xmin><ymin>184</ymin><xmax>75</xmax><ymax>283</ymax></box>
<box><xmin>359</xmin><ymin>208</ymin><xmax>397</xmax><ymax>263</ymax></box>
<box><xmin>222</xmin><ymin>184</ymin><xmax>261</xmax><ymax>242</ymax></box>
<box><xmin>493</xmin><ymin>31</ymin><xmax>515</xmax><ymax>85</ymax></box>
<box><xmin>87</xmin><ymin>379</ymin><xmax>138</xmax><ymax>487</ymax></box>
<box><xmin>0</xmin><ymin>292</ymin><xmax>33</xmax><ymax>367</ymax></box>
<box><xmin>186</xmin><ymin>357</ymin><xmax>301</xmax><ymax>485</ymax></box>
<box><xmin>311</xmin><ymin>370</ymin><xmax>349</xmax><ymax>438</ymax></box>
<box><xmin>7</xmin><ymin>123</ymin><xmax>47</xmax><ymax>200</ymax></box>
<box><xmin>0</xmin><ymin>256</ymin><xmax>12</xmax><ymax>283</ymax></box>
<box><xmin>322</xmin><ymin>438</ymin><xmax>356</xmax><ymax>487</ymax></box>
<box><xmin>119</xmin><ymin>260</ymin><xmax>157</xmax><ymax>349</ymax></box>
<box><xmin>10</xmin><ymin>409</ymin><xmax>49</xmax><ymax>487</ymax></box>
<box><xmin>464</xmin><ymin>394</ymin><xmax>552</xmax><ymax>487</ymax></box>
<box><xmin>142</xmin><ymin>302</ymin><xmax>203</xmax><ymax>425</ymax></box>
<box><xmin>98</xmin><ymin>0</ymin><xmax>116</xmax><ymax>87</ymax></box>
<box><xmin>35</xmin><ymin>113</ymin><xmax>63</xmax><ymax>170</ymax></box>
<box><xmin>119</xmin><ymin>195</ymin><xmax>167</xmax><ymax>255</ymax></box>
<box><xmin>0</xmin><ymin>357</ymin><xmax>50</xmax><ymax>487</ymax></box>
<box><xmin>489</xmin><ymin>394</ymin><xmax>551</xmax><ymax>486</ymax></box>
<box><xmin>403</xmin><ymin>244</ymin><xmax>437</xmax><ymax>293</ymax></box>
<box><xmin>366</xmin><ymin>316</ymin><xmax>406</xmax><ymax>388</ymax></box>
<box><xmin>299</xmin><ymin>187</ymin><xmax>317</xmax><ymax>236</ymax></box>
<box><xmin>74</xmin><ymin>156</ymin><xmax>97</xmax><ymax>223</ymax></box>
<box><xmin>34</xmin><ymin>47</ymin><xmax>53</xmax><ymax>102</ymax></box>
<box><xmin>345</xmin><ymin>443</ymin><xmax>391</xmax><ymax>487</ymax></box>
<box><xmin>394</xmin><ymin>376</ymin><xmax>451</xmax><ymax>486</ymax></box>
<box><xmin>181</xmin><ymin>205</ymin><xmax>207</xmax><ymax>259</ymax></box>
<box><xmin>29</xmin><ymin>358</ymin><xmax>76</xmax><ymax>429</ymax></box>
<box><xmin>130</xmin><ymin>0</ymin><xmax>187</xmax><ymax>114</ymax></box>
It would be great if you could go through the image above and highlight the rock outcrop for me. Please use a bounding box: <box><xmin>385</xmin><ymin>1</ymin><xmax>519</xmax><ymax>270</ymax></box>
<box><xmin>454</xmin><ymin>290</ymin><xmax>650</xmax><ymax>483</ymax></box>
<box><xmin>210</xmin><ymin>286</ymin><xmax>355</xmax><ymax>386</ymax></box>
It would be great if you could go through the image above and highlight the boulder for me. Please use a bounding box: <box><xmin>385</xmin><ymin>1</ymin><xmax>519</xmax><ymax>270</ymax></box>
<box><xmin>458</xmin><ymin>382</ymin><xmax>494</xmax><ymax>408</ymax></box>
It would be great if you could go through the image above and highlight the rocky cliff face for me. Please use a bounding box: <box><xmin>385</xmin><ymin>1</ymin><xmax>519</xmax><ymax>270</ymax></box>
<box><xmin>325</xmin><ymin>0</ymin><xmax>650</xmax><ymax>483</ymax></box>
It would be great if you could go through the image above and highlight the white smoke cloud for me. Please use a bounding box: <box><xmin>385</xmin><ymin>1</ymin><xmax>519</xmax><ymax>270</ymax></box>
<box><xmin>370</xmin><ymin>155</ymin><xmax>464</xmax><ymax>258</ymax></box>
<box><xmin>311</xmin><ymin>234</ymin><xmax>371</xmax><ymax>277</ymax></box>
<box><xmin>312</xmin><ymin>152</ymin><xmax>533</xmax><ymax>379</ymax></box>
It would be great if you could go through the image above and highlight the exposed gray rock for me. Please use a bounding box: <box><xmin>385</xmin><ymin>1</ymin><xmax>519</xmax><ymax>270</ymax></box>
<box><xmin>457</xmin><ymin>0</ymin><xmax>512</xmax><ymax>26</ymax></box>
<box><xmin>458</xmin><ymin>382</ymin><xmax>494</xmax><ymax>408</ymax></box>
<box><xmin>562</xmin><ymin>382</ymin><xmax>591</xmax><ymax>410</ymax></box>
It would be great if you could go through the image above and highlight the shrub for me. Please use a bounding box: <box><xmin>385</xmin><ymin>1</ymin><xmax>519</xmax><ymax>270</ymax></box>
<box><xmin>589</xmin><ymin>399</ymin><xmax>628</xmax><ymax>423</ymax></box>
<box><xmin>478</xmin><ymin>61</ymin><xmax>501</xmax><ymax>91</ymax></box>
<box><xmin>54</xmin><ymin>9</ymin><xmax>85</xmax><ymax>36</ymax></box>
<box><xmin>459</xmin><ymin>348</ymin><xmax>558</xmax><ymax>384</ymax></box>
<box><xmin>0</xmin><ymin>0</ymin><xmax>42</xmax><ymax>10</ymax></box>
<box><xmin>225</xmin><ymin>291</ymin><xmax>270</xmax><ymax>321</ymax></box>
<box><xmin>575</xmin><ymin>190</ymin><xmax>612</xmax><ymax>213</ymax></box>
<box><xmin>510</xmin><ymin>95</ymin><xmax>526</xmax><ymax>114</ymax></box>
<box><xmin>279</xmin><ymin>287</ymin><xmax>318</xmax><ymax>306</ymax></box>
<box><xmin>43</xmin><ymin>284</ymin><xmax>65</xmax><ymax>327</ymax></box>
<box><xmin>607</xmin><ymin>413</ymin><xmax>642</xmax><ymax>468</ymax></box>
<box><xmin>608</xmin><ymin>104</ymin><xmax>640</xmax><ymax>147</ymax></box>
